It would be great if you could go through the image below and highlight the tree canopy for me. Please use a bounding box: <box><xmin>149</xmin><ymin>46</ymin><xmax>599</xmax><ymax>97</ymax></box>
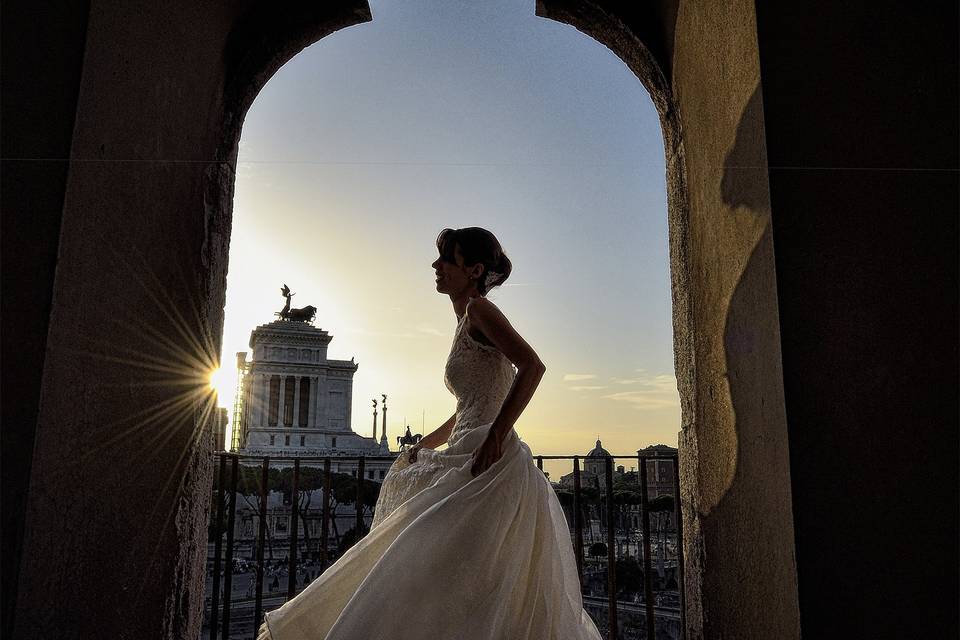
<box><xmin>648</xmin><ymin>494</ymin><xmax>675</xmax><ymax>512</ymax></box>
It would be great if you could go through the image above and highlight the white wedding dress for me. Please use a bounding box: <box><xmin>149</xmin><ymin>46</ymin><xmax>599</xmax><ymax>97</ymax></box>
<box><xmin>257</xmin><ymin>314</ymin><xmax>603</xmax><ymax>639</ymax></box>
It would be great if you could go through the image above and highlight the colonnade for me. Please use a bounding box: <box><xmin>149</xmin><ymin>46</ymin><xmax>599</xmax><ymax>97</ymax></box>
<box><xmin>250</xmin><ymin>373</ymin><xmax>327</xmax><ymax>429</ymax></box>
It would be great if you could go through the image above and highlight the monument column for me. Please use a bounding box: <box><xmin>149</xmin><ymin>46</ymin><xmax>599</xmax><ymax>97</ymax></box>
<box><xmin>318</xmin><ymin>372</ymin><xmax>328</xmax><ymax>428</ymax></box>
<box><xmin>311</xmin><ymin>375</ymin><xmax>320</xmax><ymax>428</ymax></box>
<box><xmin>247</xmin><ymin>373</ymin><xmax>258</xmax><ymax>426</ymax></box>
<box><xmin>292</xmin><ymin>375</ymin><xmax>301</xmax><ymax>428</ymax></box>
<box><xmin>345</xmin><ymin>383</ymin><xmax>352</xmax><ymax>431</ymax></box>
<box><xmin>251</xmin><ymin>374</ymin><xmax>263</xmax><ymax>426</ymax></box>
<box><xmin>381</xmin><ymin>395</ymin><xmax>387</xmax><ymax>443</ymax></box>
<box><xmin>277</xmin><ymin>376</ymin><xmax>286</xmax><ymax>427</ymax></box>
<box><xmin>259</xmin><ymin>374</ymin><xmax>270</xmax><ymax>426</ymax></box>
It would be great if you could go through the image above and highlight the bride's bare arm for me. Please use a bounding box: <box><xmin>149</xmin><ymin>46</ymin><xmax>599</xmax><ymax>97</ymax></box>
<box><xmin>417</xmin><ymin>413</ymin><xmax>456</xmax><ymax>449</ymax></box>
<box><xmin>464</xmin><ymin>297</ymin><xmax>546</xmax><ymax>444</ymax></box>
<box><xmin>408</xmin><ymin>412</ymin><xmax>455</xmax><ymax>462</ymax></box>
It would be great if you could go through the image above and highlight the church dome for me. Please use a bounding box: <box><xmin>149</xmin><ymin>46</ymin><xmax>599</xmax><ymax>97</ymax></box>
<box><xmin>587</xmin><ymin>438</ymin><xmax>611</xmax><ymax>458</ymax></box>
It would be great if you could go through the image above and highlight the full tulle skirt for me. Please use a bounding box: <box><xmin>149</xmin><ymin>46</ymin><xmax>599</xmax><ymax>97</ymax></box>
<box><xmin>257</xmin><ymin>423</ymin><xmax>603</xmax><ymax>640</ymax></box>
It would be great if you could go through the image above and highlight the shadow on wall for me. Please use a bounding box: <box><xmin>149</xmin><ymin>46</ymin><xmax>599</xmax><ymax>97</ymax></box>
<box><xmin>698</xmin><ymin>82</ymin><xmax>799</xmax><ymax>635</ymax></box>
<box><xmin>720</xmin><ymin>83</ymin><xmax>779</xmax><ymax>502</ymax></box>
<box><xmin>721</xmin><ymin>86</ymin><xmax>768</xmax><ymax>213</ymax></box>
<box><xmin>721</xmin><ymin>84</ymin><xmax>776</xmax><ymax>491</ymax></box>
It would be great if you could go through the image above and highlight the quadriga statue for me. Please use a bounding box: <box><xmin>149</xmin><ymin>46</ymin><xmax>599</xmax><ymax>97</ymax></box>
<box><xmin>275</xmin><ymin>284</ymin><xmax>317</xmax><ymax>323</ymax></box>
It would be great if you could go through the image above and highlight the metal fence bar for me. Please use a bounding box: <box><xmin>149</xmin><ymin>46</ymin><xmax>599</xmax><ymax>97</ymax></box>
<box><xmin>639</xmin><ymin>455</ymin><xmax>656</xmax><ymax>639</ymax></box>
<box><xmin>287</xmin><ymin>458</ymin><xmax>299</xmax><ymax>600</ymax></box>
<box><xmin>210</xmin><ymin>452</ymin><xmax>647</xmax><ymax>461</ymax></box>
<box><xmin>254</xmin><ymin>457</ymin><xmax>269</xmax><ymax>630</ymax></box>
<box><xmin>573</xmin><ymin>456</ymin><xmax>584</xmax><ymax>583</ymax></box>
<box><xmin>321</xmin><ymin>458</ymin><xmax>331</xmax><ymax>571</ymax></box>
<box><xmin>221</xmin><ymin>455</ymin><xmax>239</xmax><ymax>637</ymax></box>
<box><xmin>672</xmin><ymin>454</ymin><xmax>686</xmax><ymax>639</ymax></box>
<box><xmin>209</xmin><ymin>453</ymin><xmax>226</xmax><ymax>640</ymax></box>
<box><xmin>605</xmin><ymin>456</ymin><xmax>618</xmax><ymax>639</ymax></box>
<box><xmin>356</xmin><ymin>456</ymin><xmax>365</xmax><ymax>541</ymax></box>
<box><xmin>203</xmin><ymin>449</ymin><xmax>687</xmax><ymax>636</ymax></box>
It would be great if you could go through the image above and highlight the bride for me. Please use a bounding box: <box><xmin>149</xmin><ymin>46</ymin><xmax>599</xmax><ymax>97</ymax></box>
<box><xmin>257</xmin><ymin>227</ymin><xmax>603</xmax><ymax>639</ymax></box>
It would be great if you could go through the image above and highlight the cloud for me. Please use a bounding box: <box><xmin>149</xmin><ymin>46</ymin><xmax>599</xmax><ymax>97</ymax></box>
<box><xmin>563</xmin><ymin>373</ymin><xmax>597</xmax><ymax>382</ymax></box>
<box><xmin>570</xmin><ymin>385</ymin><xmax>608</xmax><ymax>391</ymax></box>
<box><xmin>611</xmin><ymin>377</ymin><xmax>639</xmax><ymax>385</ymax></box>
<box><xmin>601</xmin><ymin>373</ymin><xmax>679</xmax><ymax>410</ymax></box>
<box><xmin>414</xmin><ymin>324</ymin><xmax>444</xmax><ymax>337</ymax></box>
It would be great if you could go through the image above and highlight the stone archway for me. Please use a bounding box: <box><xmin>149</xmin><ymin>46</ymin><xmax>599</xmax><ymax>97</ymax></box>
<box><xmin>207</xmin><ymin>2</ymin><xmax>802</xmax><ymax>639</ymax></box>
<box><xmin>10</xmin><ymin>2</ymin><xmax>800</xmax><ymax>638</ymax></box>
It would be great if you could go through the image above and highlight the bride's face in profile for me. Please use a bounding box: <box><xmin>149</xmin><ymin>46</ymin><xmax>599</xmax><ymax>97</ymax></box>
<box><xmin>432</xmin><ymin>244</ymin><xmax>480</xmax><ymax>298</ymax></box>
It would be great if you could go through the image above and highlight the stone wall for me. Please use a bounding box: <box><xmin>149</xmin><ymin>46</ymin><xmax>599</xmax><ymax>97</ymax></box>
<box><xmin>754</xmin><ymin>4</ymin><xmax>959</xmax><ymax>637</ymax></box>
<box><xmin>2</xmin><ymin>2</ymin><xmax>955</xmax><ymax>639</ymax></box>
<box><xmin>4</xmin><ymin>3</ymin><xmax>373</xmax><ymax>639</ymax></box>
<box><xmin>539</xmin><ymin>1</ymin><xmax>800</xmax><ymax>637</ymax></box>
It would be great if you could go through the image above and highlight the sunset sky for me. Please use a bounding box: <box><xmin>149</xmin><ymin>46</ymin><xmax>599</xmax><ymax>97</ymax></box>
<box><xmin>214</xmin><ymin>0</ymin><xmax>679</xmax><ymax>479</ymax></box>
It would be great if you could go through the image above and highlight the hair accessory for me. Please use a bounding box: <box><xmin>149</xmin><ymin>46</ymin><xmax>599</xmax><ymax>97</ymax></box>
<box><xmin>484</xmin><ymin>270</ymin><xmax>501</xmax><ymax>288</ymax></box>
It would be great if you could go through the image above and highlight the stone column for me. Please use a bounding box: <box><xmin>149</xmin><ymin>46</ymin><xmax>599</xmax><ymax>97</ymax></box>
<box><xmin>301</xmin><ymin>376</ymin><xmax>310</xmax><ymax>429</ymax></box>
<box><xmin>277</xmin><ymin>376</ymin><xmax>286</xmax><ymax>427</ymax></box>
<box><xmin>319</xmin><ymin>373</ymin><xmax>328</xmax><ymax>428</ymax></box>
<box><xmin>313</xmin><ymin>375</ymin><xmax>321</xmax><ymax>428</ymax></box>
<box><xmin>248</xmin><ymin>374</ymin><xmax>258</xmax><ymax>426</ymax></box>
<box><xmin>291</xmin><ymin>375</ymin><xmax>301</xmax><ymax>428</ymax></box>
<box><xmin>345</xmin><ymin>385</ymin><xmax>352</xmax><ymax>433</ymax></box>
<box><xmin>259</xmin><ymin>374</ymin><xmax>270</xmax><ymax>427</ymax></box>
<box><xmin>243</xmin><ymin>372</ymin><xmax>260</xmax><ymax>429</ymax></box>
<box><xmin>381</xmin><ymin>397</ymin><xmax>387</xmax><ymax>443</ymax></box>
<box><xmin>250</xmin><ymin>374</ymin><xmax>262</xmax><ymax>426</ymax></box>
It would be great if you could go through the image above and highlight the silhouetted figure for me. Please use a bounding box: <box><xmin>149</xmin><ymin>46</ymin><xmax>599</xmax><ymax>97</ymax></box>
<box><xmin>275</xmin><ymin>283</ymin><xmax>317</xmax><ymax>323</ymax></box>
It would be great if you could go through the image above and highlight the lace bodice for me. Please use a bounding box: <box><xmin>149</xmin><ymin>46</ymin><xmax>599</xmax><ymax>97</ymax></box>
<box><xmin>369</xmin><ymin>312</ymin><xmax>516</xmax><ymax>530</ymax></box>
<box><xmin>444</xmin><ymin>312</ymin><xmax>516</xmax><ymax>436</ymax></box>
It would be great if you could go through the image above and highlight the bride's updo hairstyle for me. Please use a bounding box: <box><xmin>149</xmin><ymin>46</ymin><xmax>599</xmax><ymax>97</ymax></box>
<box><xmin>436</xmin><ymin>227</ymin><xmax>512</xmax><ymax>296</ymax></box>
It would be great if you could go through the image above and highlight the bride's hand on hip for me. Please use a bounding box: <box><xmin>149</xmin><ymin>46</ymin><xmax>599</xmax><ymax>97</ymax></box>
<box><xmin>407</xmin><ymin>442</ymin><xmax>424</xmax><ymax>463</ymax></box>
<box><xmin>470</xmin><ymin>431</ymin><xmax>503</xmax><ymax>477</ymax></box>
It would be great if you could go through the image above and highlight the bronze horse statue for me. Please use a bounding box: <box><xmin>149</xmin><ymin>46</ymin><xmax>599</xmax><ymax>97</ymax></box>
<box><xmin>275</xmin><ymin>284</ymin><xmax>317</xmax><ymax>323</ymax></box>
<box><xmin>397</xmin><ymin>425</ymin><xmax>423</xmax><ymax>449</ymax></box>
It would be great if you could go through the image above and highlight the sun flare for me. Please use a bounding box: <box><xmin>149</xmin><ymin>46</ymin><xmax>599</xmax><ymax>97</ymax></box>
<box><xmin>207</xmin><ymin>367</ymin><xmax>234</xmax><ymax>406</ymax></box>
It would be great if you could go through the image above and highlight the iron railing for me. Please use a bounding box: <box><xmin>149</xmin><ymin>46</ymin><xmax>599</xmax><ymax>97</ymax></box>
<box><xmin>205</xmin><ymin>451</ymin><xmax>683</xmax><ymax>640</ymax></box>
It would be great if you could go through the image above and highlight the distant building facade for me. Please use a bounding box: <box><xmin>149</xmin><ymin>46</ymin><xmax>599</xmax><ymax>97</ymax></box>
<box><xmin>555</xmin><ymin>440</ymin><xmax>679</xmax><ymax>535</ymax></box>
<box><xmin>211</xmin><ymin>314</ymin><xmax>399</xmax><ymax>564</ymax></box>
<box><xmin>638</xmin><ymin>443</ymin><xmax>677</xmax><ymax>500</ymax></box>
<box><xmin>231</xmin><ymin>318</ymin><xmax>393</xmax><ymax>480</ymax></box>
<box><xmin>555</xmin><ymin>439</ymin><xmax>678</xmax><ymax>496</ymax></box>
<box><xmin>559</xmin><ymin>438</ymin><xmax>616</xmax><ymax>489</ymax></box>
